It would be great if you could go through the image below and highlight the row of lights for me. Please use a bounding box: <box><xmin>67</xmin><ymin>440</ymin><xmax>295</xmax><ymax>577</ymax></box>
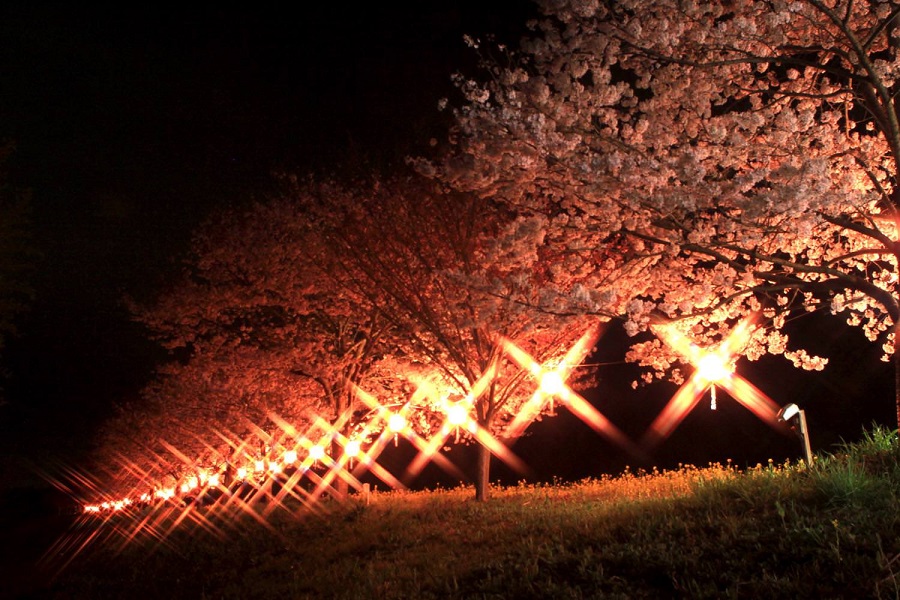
<box><xmin>82</xmin><ymin>319</ymin><xmax>815</xmax><ymax>517</ymax></box>
<box><xmin>84</xmin><ymin>396</ymin><xmax>814</xmax><ymax>515</ymax></box>
<box><xmin>82</xmin><ymin>326</ymin><xmax>604</xmax><ymax>515</ymax></box>
<box><xmin>84</xmin><ymin>437</ymin><xmax>352</xmax><ymax>514</ymax></box>
<box><xmin>81</xmin><ymin>400</ymin><xmax>474</xmax><ymax>515</ymax></box>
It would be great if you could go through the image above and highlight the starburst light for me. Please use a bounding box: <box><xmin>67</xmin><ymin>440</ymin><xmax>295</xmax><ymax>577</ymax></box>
<box><xmin>643</xmin><ymin>315</ymin><xmax>782</xmax><ymax>447</ymax></box>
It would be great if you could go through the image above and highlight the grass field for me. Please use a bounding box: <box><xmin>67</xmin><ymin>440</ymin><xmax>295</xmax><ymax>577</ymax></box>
<box><xmin>30</xmin><ymin>427</ymin><xmax>900</xmax><ymax>599</ymax></box>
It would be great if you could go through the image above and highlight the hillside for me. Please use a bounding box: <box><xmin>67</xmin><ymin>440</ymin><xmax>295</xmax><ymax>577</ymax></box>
<box><xmin>26</xmin><ymin>428</ymin><xmax>900</xmax><ymax>599</ymax></box>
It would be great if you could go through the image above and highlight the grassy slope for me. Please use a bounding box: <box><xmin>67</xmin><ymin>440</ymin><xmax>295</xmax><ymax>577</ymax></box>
<box><xmin>36</xmin><ymin>429</ymin><xmax>900</xmax><ymax>599</ymax></box>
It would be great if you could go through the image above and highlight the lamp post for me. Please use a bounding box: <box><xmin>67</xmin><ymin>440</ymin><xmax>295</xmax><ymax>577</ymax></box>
<box><xmin>777</xmin><ymin>403</ymin><xmax>813</xmax><ymax>466</ymax></box>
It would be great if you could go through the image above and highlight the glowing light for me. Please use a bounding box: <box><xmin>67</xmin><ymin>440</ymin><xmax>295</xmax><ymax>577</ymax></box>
<box><xmin>446</xmin><ymin>402</ymin><xmax>468</xmax><ymax>427</ymax></box>
<box><xmin>270</xmin><ymin>416</ymin><xmax>373</xmax><ymax>509</ymax></box>
<box><xmin>696</xmin><ymin>351</ymin><xmax>732</xmax><ymax>383</ymax></box>
<box><xmin>539</xmin><ymin>370</ymin><xmax>568</xmax><ymax>398</ymax></box>
<box><xmin>78</xmin><ymin>322</ymin><xmax>649</xmax><ymax>543</ymax></box>
<box><xmin>779</xmin><ymin>403</ymin><xmax>800</xmax><ymax>421</ymax></box>
<box><xmin>644</xmin><ymin>315</ymin><xmax>782</xmax><ymax>447</ymax></box>
<box><xmin>499</xmin><ymin>327</ymin><xmax>639</xmax><ymax>461</ymax></box>
<box><xmin>387</xmin><ymin>413</ymin><xmax>407</xmax><ymax>433</ymax></box>
<box><xmin>309</xmin><ymin>445</ymin><xmax>325</xmax><ymax>461</ymax></box>
<box><xmin>354</xmin><ymin>383</ymin><xmax>465</xmax><ymax>483</ymax></box>
<box><xmin>179</xmin><ymin>477</ymin><xmax>198</xmax><ymax>494</ymax></box>
<box><xmin>344</xmin><ymin>439</ymin><xmax>361</xmax><ymax>458</ymax></box>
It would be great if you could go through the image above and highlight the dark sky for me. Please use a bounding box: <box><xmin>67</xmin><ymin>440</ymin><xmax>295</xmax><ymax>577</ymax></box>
<box><xmin>0</xmin><ymin>3</ymin><xmax>894</xmax><ymax>493</ymax></box>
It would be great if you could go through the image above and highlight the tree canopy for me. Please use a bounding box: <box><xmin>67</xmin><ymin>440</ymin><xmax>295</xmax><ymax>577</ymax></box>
<box><xmin>418</xmin><ymin>0</ymin><xmax>900</xmax><ymax>423</ymax></box>
<box><xmin>101</xmin><ymin>183</ymin><xmax>400</xmax><ymax>492</ymax></box>
<box><xmin>299</xmin><ymin>175</ymin><xmax>616</xmax><ymax>499</ymax></box>
<box><xmin>102</xmin><ymin>176</ymin><xmax>613</xmax><ymax>500</ymax></box>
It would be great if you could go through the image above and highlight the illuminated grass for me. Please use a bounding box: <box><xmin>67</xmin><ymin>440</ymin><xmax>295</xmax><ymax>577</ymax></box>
<box><xmin>42</xmin><ymin>427</ymin><xmax>900</xmax><ymax>598</ymax></box>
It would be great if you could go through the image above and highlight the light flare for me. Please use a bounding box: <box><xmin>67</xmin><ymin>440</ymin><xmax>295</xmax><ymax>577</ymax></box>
<box><xmin>344</xmin><ymin>439</ymin><xmax>361</xmax><ymax>459</ymax></box>
<box><xmin>500</xmin><ymin>326</ymin><xmax>638</xmax><ymax>460</ymax></box>
<box><xmin>77</xmin><ymin>320</ymin><xmax>683</xmax><ymax>553</ymax></box>
<box><xmin>446</xmin><ymin>402</ymin><xmax>469</xmax><ymax>427</ymax></box>
<box><xmin>695</xmin><ymin>351</ymin><xmax>733</xmax><ymax>384</ymax></box>
<box><xmin>353</xmin><ymin>383</ymin><xmax>465</xmax><ymax>482</ymax></box>
<box><xmin>539</xmin><ymin>370</ymin><xmax>568</xmax><ymax>398</ymax></box>
<box><xmin>388</xmin><ymin>413</ymin><xmax>408</xmax><ymax>434</ymax></box>
<box><xmin>308</xmin><ymin>445</ymin><xmax>325</xmax><ymax>461</ymax></box>
<box><xmin>643</xmin><ymin>315</ymin><xmax>781</xmax><ymax>447</ymax></box>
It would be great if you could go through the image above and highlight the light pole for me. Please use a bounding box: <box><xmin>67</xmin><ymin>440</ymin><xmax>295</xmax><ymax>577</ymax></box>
<box><xmin>777</xmin><ymin>403</ymin><xmax>813</xmax><ymax>466</ymax></box>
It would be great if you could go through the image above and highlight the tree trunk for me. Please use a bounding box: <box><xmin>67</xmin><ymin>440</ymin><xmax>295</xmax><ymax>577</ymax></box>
<box><xmin>474</xmin><ymin>443</ymin><xmax>491</xmax><ymax>501</ymax></box>
<box><xmin>330</xmin><ymin>437</ymin><xmax>349</xmax><ymax>500</ymax></box>
<box><xmin>333</xmin><ymin>476</ymin><xmax>349</xmax><ymax>500</ymax></box>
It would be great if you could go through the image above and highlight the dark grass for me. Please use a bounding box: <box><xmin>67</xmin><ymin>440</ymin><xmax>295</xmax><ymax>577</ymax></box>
<box><xmin>26</xmin><ymin>427</ymin><xmax>900</xmax><ymax>599</ymax></box>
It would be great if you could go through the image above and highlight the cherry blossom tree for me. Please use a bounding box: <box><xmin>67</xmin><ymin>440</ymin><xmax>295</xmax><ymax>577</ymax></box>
<box><xmin>103</xmin><ymin>175</ymin><xmax>608</xmax><ymax>501</ymax></box>
<box><xmin>306</xmin><ymin>175</ymin><xmax>607</xmax><ymax>500</ymax></box>
<box><xmin>419</xmin><ymin>0</ymin><xmax>900</xmax><ymax>424</ymax></box>
<box><xmin>96</xmin><ymin>347</ymin><xmax>321</xmax><ymax>492</ymax></box>
<box><xmin>103</xmin><ymin>189</ymin><xmax>401</xmax><ymax>496</ymax></box>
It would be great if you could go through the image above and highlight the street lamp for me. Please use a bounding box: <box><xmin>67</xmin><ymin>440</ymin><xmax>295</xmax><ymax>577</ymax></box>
<box><xmin>777</xmin><ymin>403</ymin><xmax>813</xmax><ymax>466</ymax></box>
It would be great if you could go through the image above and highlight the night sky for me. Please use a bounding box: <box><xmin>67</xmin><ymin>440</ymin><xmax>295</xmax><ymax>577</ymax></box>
<box><xmin>0</xmin><ymin>3</ymin><xmax>895</xmax><ymax>496</ymax></box>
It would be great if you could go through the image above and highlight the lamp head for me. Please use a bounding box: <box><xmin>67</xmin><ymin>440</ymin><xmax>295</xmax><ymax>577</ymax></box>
<box><xmin>777</xmin><ymin>403</ymin><xmax>800</xmax><ymax>422</ymax></box>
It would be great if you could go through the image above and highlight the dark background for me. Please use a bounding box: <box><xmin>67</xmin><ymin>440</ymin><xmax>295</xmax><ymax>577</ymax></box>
<box><xmin>0</xmin><ymin>3</ymin><xmax>894</xmax><ymax>504</ymax></box>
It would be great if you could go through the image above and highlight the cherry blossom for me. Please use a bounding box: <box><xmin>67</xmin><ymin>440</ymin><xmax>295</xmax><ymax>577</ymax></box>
<box><xmin>422</xmin><ymin>0</ymin><xmax>900</xmax><ymax>423</ymax></box>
